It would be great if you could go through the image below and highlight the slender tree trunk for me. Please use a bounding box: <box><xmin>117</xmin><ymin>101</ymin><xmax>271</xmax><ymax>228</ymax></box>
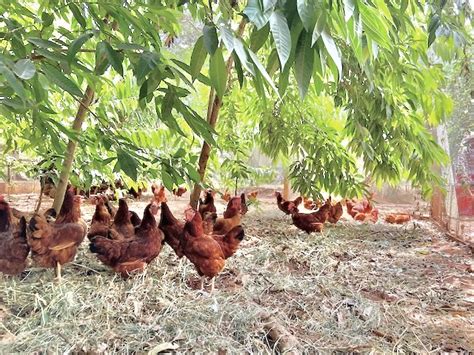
<box><xmin>35</xmin><ymin>176</ymin><xmax>45</xmax><ymax>213</ymax></box>
<box><xmin>52</xmin><ymin>85</ymin><xmax>95</xmax><ymax>211</ymax></box>
<box><xmin>429</xmin><ymin>128</ymin><xmax>446</xmax><ymax>225</ymax></box>
<box><xmin>189</xmin><ymin>19</ymin><xmax>247</xmax><ymax>209</ymax></box>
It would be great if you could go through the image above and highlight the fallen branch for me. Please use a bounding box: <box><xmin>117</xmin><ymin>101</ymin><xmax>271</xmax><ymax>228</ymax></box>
<box><xmin>260</xmin><ymin>312</ymin><xmax>300</xmax><ymax>354</ymax></box>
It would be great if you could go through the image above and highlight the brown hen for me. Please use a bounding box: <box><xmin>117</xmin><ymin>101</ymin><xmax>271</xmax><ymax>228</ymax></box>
<box><xmin>27</xmin><ymin>189</ymin><xmax>86</xmax><ymax>279</ymax></box>
<box><xmin>275</xmin><ymin>192</ymin><xmax>303</xmax><ymax>215</ymax></box>
<box><xmin>327</xmin><ymin>198</ymin><xmax>344</xmax><ymax>224</ymax></box>
<box><xmin>89</xmin><ymin>203</ymin><xmax>163</xmax><ymax>277</ymax></box>
<box><xmin>181</xmin><ymin>208</ymin><xmax>225</xmax><ymax>292</ymax></box>
<box><xmin>0</xmin><ymin>198</ymin><xmax>30</xmax><ymax>275</ymax></box>
<box><xmin>198</xmin><ymin>189</ymin><xmax>217</xmax><ymax>218</ymax></box>
<box><xmin>223</xmin><ymin>196</ymin><xmax>242</xmax><ymax>218</ymax></box>
<box><xmin>87</xmin><ymin>196</ymin><xmax>112</xmax><ymax>240</ymax></box>
<box><xmin>159</xmin><ymin>202</ymin><xmax>185</xmax><ymax>258</ymax></box>
<box><xmin>385</xmin><ymin>213</ymin><xmax>411</xmax><ymax>224</ymax></box>
<box><xmin>172</xmin><ymin>186</ymin><xmax>187</xmax><ymax>197</ymax></box>
<box><xmin>213</xmin><ymin>211</ymin><xmax>241</xmax><ymax>235</ymax></box>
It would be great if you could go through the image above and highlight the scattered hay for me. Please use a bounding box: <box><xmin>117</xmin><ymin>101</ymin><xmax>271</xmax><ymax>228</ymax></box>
<box><xmin>0</xmin><ymin>199</ymin><xmax>473</xmax><ymax>353</ymax></box>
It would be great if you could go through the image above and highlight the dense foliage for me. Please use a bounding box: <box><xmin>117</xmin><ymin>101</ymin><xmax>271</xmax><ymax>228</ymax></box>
<box><xmin>0</xmin><ymin>0</ymin><xmax>472</xmax><ymax>199</ymax></box>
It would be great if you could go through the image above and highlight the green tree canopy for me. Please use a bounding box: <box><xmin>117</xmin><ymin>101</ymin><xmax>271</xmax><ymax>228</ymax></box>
<box><xmin>0</xmin><ymin>0</ymin><xmax>472</xmax><ymax>203</ymax></box>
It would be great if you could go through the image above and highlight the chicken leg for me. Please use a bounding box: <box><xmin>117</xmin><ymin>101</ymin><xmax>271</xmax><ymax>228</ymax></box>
<box><xmin>210</xmin><ymin>277</ymin><xmax>215</xmax><ymax>294</ymax></box>
<box><xmin>200</xmin><ymin>276</ymin><xmax>205</xmax><ymax>290</ymax></box>
<box><xmin>55</xmin><ymin>262</ymin><xmax>62</xmax><ymax>281</ymax></box>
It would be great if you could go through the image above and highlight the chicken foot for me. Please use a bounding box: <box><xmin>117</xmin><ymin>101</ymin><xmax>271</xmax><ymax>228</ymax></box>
<box><xmin>198</xmin><ymin>276</ymin><xmax>216</xmax><ymax>295</ymax></box>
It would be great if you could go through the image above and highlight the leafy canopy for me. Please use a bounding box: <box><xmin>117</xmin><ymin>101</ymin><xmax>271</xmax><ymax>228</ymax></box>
<box><xmin>0</xmin><ymin>0</ymin><xmax>471</xmax><ymax>196</ymax></box>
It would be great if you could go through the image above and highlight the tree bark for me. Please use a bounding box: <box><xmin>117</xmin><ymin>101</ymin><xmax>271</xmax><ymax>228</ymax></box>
<box><xmin>52</xmin><ymin>85</ymin><xmax>95</xmax><ymax>211</ymax></box>
<box><xmin>35</xmin><ymin>176</ymin><xmax>45</xmax><ymax>213</ymax></box>
<box><xmin>189</xmin><ymin>19</ymin><xmax>247</xmax><ymax>209</ymax></box>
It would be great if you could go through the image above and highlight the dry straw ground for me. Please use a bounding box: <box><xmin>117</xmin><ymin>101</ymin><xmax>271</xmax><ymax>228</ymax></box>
<box><xmin>0</xmin><ymin>193</ymin><xmax>473</xmax><ymax>353</ymax></box>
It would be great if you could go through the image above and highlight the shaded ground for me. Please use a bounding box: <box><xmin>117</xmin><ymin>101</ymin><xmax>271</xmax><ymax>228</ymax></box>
<box><xmin>0</xmin><ymin>193</ymin><xmax>473</xmax><ymax>353</ymax></box>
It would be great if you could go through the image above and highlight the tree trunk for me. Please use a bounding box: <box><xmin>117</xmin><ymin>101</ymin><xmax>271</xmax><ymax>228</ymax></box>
<box><xmin>35</xmin><ymin>176</ymin><xmax>45</xmax><ymax>213</ymax></box>
<box><xmin>52</xmin><ymin>85</ymin><xmax>95</xmax><ymax>211</ymax></box>
<box><xmin>189</xmin><ymin>19</ymin><xmax>247</xmax><ymax>209</ymax></box>
<box><xmin>430</xmin><ymin>126</ymin><xmax>449</xmax><ymax>227</ymax></box>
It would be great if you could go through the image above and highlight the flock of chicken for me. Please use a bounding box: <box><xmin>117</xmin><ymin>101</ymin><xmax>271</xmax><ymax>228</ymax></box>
<box><xmin>0</xmin><ymin>186</ymin><xmax>411</xmax><ymax>291</ymax></box>
<box><xmin>0</xmin><ymin>186</ymin><xmax>247</xmax><ymax>292</ymax></box>
<box><xmin>275</xmin><ymin>192</ymin><xmax>412</xmax><ymax>233</ymax></box>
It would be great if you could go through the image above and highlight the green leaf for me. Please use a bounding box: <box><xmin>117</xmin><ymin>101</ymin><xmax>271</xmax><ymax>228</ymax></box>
<box><xmin>116</xmin><ymin>43</ymin><xmax>146</xmax><ymax>51</ymax></box>
<box><xmin>233</xmin><ymin>52</ymin><xmax>244</xmax><ymax>88</ymax></box>
<box><xmin>117</xmin><ymin>149</ymin><xmax>138</xmax><ymax>181</ymax></box>
<box><xmin>41</xmin><ymin>12</ymin><xmax>54</xmax><ymax>28</ymax></box>
<box><xmin>42</xmin><ymin>63</ymin><xmax>83</xmax><ymax>97</ymax></box>
<box><xmin>243</xmin><ymin>0</ymin><xmax>270</xmax><ymax>29</ymax></box>
<box><xmin>219</xmin><ymin>24</ymin><xmax>234</xmax><ymax>52</ymax></box>
<box><xmin>186</xmin><ymin>164</ymin><xmax>201</xmax><ymax>182</ymax></box>
<box><xmin>233</xmin><ymin>38</ymin><xmax>256</xmax><ymax>75</ymax></box>
<box><xmin>69</xmin><ymin>3</ymin><xmax>86</xmax><ymax>28</ymax></box>
<box><xmin>343</xmin><ymin>0</ymin><xmax>356</xmax><ymax>21</ymax></box>
<box><xmin>359</xmin><ymin>2</ymin><xmax>392</xmax><ymax>49</ymax></box>
<box><xmin>248</xmin><ymin>49</ymin><xmax>279</xmax><ymax>96</ymax></box>
<box><xmin>136</xmin><ymin>51</ymin><xmax>161</xmax><ymax>82</ymax></box>
<box><xmin>35</xmin><ymin>48</ymin><xmax>69</xmax><ymax>63</ymax></box>
<box><xmin>428</xmin><ymin>14</ymin><xmax>440</xmax><ymax>47</ymax></box>
<box><xmin>68</xmin><ymin>32</ymin><xmax>93</xmax><ymax>63</ymax></box>
<box><xmin>374</xmin><ymin>0</ymin><xmax>393</xmax><ymax>24</ymax></box>
<box><xmin>95</xmin><ymin>42</ymin><xmax>110</xmax><ymax>75</ymax></box>
<box><xmin>266</xmin><ymin>48</ymin><xmax>279</xmax><ymax>76</ymax></box>
<box><xmin>321</xmin><ymin>29</ymin><xmax>342</xmax><ymax>80</ymax></box>
<box><xmin>311</xmin><ymin>10</ymin><xmax>327</xmax><ymax>45</ymax></box>
<box><xmin>190</xmin><ymin>36</ymin><xmax>208</xmax><ymax>81</ymax></box>
<box><xmin>295</xmin><ymin>31</ymin><xmax>314</xmax><ymax>98</ymax></box>
<box><xmin>157</xmin><ymin>94</ymin><xmax>185</xmax><ymax>136</ymax></box>
<box><xmin>139</xmin><ymin>68</ymin><xmax>163</xmax><ymax>102</ymax></box>
<box><xmin>263</xmin><ymin>0</ymin><xmax>277</xmax><ymax>12</ymax></box>
<box><xmin>0</xmin><ymin>62</ymin><xmax>26</xmax><ymax>100</ymax></box>
<box><xmin>174</xmin><ymin>147</ymin><xmax>186</xmax><ymax>158</ymax></box>
<box><xmin>103</xmin><ymin>42</ymin><xmax>124</xmax><ymax>76</ymax></box>
<box><xmin>252</xmin><ymin>68</ymin><xmax>266</xmax><ymax>98</ymax></box>
<box><xmin>13</xmin><ymin>59</ymin><xmax>36</xmax><ymax>80</ymax></box>
<box><xmin>209</xmin><ymin>47</ymin><xmax>227</xmax><ymax>99</ymax></box>
<box><xmin>27</xmin><ymin>37</ymin><xmax>62</xmax><ymax>50</ymax></box>
<box><xmin>250</xmin><ymin>23</ymin><xmax>270</xmax><ymax>52</ymax></box>
<box><xmin>313</xmin><ymin>48</ymin><xmax>324</xmax><ymax>94</ymax></box>
<box><xmin>161</xmin><ymin>169</ymin><xmax>174</xmax><ymax>191</ymax></box>
<box><xmin>171</xmin><ymin>59</ymin><xmax>211</xmax><ymax>86</ymax></box>
<box><xmin>297</xmin><ymin>0</ymin><xmax>320</xmax><ymax>31</ymax></box>
<box><xmin>203</xmin><ymin>24</ymin><xmax>218</xmax><ymax>55</ymax></box>
<box><xmin>270</xmin><ymin>11</ymin><xmax>291</xmax><ymax>68</ymax></box>
<box><xmin>32</xmin><ymin>74</ymin><xmax>46</xmax><ymax>102</ymax></box>
<box><xmin>175</xmin><ymin>100</ymin><xmax>216</xmax><ymax>145</ymax></box>
<box><xmin>11</xmin><ymin>36</ymin><xmax>26</xmax><ymax>58</ymax></box>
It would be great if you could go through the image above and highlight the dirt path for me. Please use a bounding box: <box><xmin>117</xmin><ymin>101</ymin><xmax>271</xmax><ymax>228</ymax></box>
<box><xmin>1</xmin><ymin>194</ymin><xmax>473</xmax><ymax>352</ymax></box>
